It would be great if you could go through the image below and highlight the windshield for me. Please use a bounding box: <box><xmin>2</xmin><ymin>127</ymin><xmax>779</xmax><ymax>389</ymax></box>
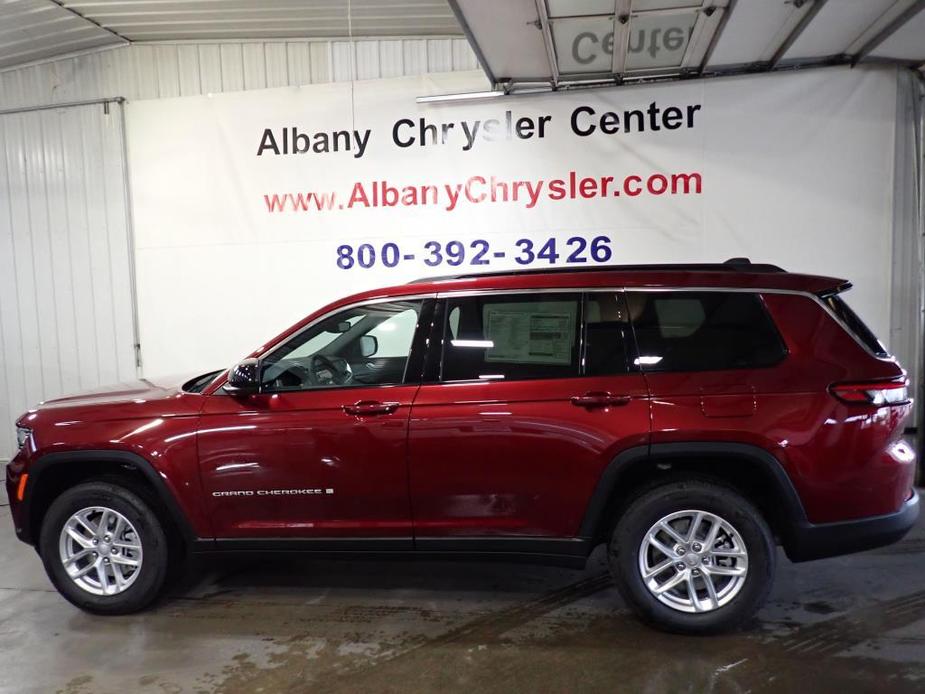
<box><xmin>181</xmin><ymin>370</ymin><xmax>222</xmax><ymax>393</ymax></box>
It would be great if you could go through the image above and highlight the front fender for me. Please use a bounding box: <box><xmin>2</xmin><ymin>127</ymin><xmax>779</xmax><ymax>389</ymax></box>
<box><xmin>15</xmin><ymin>449</ymin><xmax>207</xmax><ymax>547</ymax></box>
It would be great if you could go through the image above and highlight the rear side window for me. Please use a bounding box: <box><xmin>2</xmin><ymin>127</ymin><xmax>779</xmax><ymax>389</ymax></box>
<box><xmin>441</xmin><ymin>293</ymin><xmax>581</xmax><ymax>381</ymax></box>
<box><xmin>585</xmin><ymin>292</ymin><xmax>633</xmax><ymax>375</ymax></box>
<box><xmin>627</xmin><ymin>291</ymin><xmax>786</xmax><ymax>372</ymax></box>
<box><xmin>822</xmin><ymin>294</ymin><xmax>889</xmax><ymax>358</ymax></box>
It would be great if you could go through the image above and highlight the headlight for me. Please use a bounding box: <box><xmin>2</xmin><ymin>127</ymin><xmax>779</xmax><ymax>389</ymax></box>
<box><xmin>15</xmin><ymin>426</ymin><xmax>31</xmax><ymax>450</ymax></box>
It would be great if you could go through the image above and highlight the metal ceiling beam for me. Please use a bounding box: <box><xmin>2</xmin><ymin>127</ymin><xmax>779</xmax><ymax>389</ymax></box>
<box><xmin>49</xmin><ymin>0</ymin><xmax>130</xmax><ymax>46</ymax></box>
<box><xmin>446</xmin><ymin>0</ymin><xmax>497</xmax><ymax>88</ymax></box>
<box><xmin>768</xmin><ymin>0</ymin><xmax>828</xmax><ymax>68</ymax></box>
<box><xmin>534</xmin><ymin>0</ymin><xmax>559</xmax><ymax>89</ymax></box>
<box><xmin>851</xmin><ymin>0</ymin><xmax>925</xmax><ymax>65</ymax></box>
<box><xmin>610</xmin><ymin>0</ymin><xmax>632</xmax><ymax>82</ymax></box>
<box><xmin>697</xmin><ymin>0</ymin><xmax>735</xmax><ymax>74</ymax></box>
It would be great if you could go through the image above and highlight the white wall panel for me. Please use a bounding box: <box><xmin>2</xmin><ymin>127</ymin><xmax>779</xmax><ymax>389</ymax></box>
<box><xmin>0</xmin><ymin>38</ymin><xmax>477</xmax><ymax>109</ymax></box>
<box><xmin>263</xmin><ymin>43</ymin><xmax>289</xmax><ymax>89</ymax></box>
<box><xmin>379</xmin><ymin>40</ymin><xmax>405</xmax><ymax>79</ymax></box>
<box><xmin>153</xmin><ymin>45</ymin><xmax>181</xmax><ymax>99</ymax></box>
<box><xmin>355</xmin><ymin>41</ymin><xmax>379</xmax><ymax>80</ymax></box>
<box><xmin>0</xmin><ymin>102</ymin><xmax>136</xmax><ymax>459</ymax></box>
<box><xmin>403</xmin><ymin>40</ymin><xmax>430</xmax><ymax>75</ymax></box>
<box><xmin>176</xmin><ymin>45</ymin><xmax>203</xmax><ymax>96</ymax></box>
<box><xmin>197</xmin><ymin>44</ymin><xmax>224</xmax><ymax>93</ymax></box>
<box><xmin>426</xmin><ymin>38</ymin><xmax>454</xmax><ymax>72</ymax></box>
<box><xmin>332</xmin><ymin>42</ymin><xmax>355</xmax><ymax>82</ymax></box>
<box><xmin>241</xmin><ymin>43</ymin><xmax>268</xmax><ymax>91</ymax></box>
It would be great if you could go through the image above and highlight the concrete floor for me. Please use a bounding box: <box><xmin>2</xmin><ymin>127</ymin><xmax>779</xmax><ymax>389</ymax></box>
<box><xmin>1</xmin><ymin>500</ymin><xmax>923</xmax><ymax>693</ymax></box>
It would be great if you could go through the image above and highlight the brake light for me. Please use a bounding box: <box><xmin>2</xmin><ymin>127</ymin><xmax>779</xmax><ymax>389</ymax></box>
<box><xmin>16</xmin><ymin>473</ymin><xmax>28</xmax><ymax>502</ymax></box>
<box><xmin>829</xmin><ymin>379</ymin><xmax>909</xmax><ymax>406</ymax></box>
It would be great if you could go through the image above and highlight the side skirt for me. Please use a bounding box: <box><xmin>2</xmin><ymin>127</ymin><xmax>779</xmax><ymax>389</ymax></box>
<box><xmin>191</xmin><ymin>536</ymin><xmax>594</xmax><ymax>569</ymax></box>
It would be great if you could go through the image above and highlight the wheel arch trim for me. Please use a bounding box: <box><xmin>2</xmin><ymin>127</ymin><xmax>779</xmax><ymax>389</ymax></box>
<box><xmin>20</xmin><ymin>450</ymin><xmax>199</xmax><ymax>546</ymax></box>
<box><xmin>577</xmin><ymin>442</ymin><xmax>808</xmax><ymax>541</ymax></box>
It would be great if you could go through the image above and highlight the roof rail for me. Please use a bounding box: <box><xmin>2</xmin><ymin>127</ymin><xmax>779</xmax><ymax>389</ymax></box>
<box><xmin>407</xmin><ymin>258</ymin><xmax>786</xmax><ymax>284</ymax></box>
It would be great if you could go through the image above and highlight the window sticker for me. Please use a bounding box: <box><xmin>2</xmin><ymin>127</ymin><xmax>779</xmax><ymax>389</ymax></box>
<box><xmin>483</xmin><ymin>301</ymin><xmax>576</xmax><ymax>365</ymax></box>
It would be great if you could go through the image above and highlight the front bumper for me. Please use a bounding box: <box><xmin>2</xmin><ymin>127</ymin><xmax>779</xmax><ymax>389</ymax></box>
<box><xmin>4</xmin><ymin>452</ymin><xmax>29</xmax><ymax>544</ymax></box>
<box><xmin>786</xmin><ymin>489</ymin><xmax>919</xmax><ymax>562</ymax></box>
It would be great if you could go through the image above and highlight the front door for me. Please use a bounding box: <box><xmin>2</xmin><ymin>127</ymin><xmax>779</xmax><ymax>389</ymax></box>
<box><xmin>198</xmin><ymin>298</ymin><xmax>429</xmax><ymax>544</ymax></box>
<box><xmin>408</xmin><ymin>291</ymin><xmax>650</xmax><ymax>541</ymax></box>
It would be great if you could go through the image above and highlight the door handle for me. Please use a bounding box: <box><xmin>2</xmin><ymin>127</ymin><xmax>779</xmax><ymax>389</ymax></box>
<box><xmin>570</xmin><ymin>391</ymin><xmax>631</xmax><ymax>408</ymax></box>
<box><xmin>343</xmin><ymin>400</ymin><xmax>400</xmax><ymax>416</ymax></box>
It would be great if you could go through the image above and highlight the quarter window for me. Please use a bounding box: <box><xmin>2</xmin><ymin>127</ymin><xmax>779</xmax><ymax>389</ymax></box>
<box><xmin>822</xmin><ymin>294</ymin><xmax>889</xmax><ymax>358</ymax></box>
<box><xmin>441</xmin><ymin>293</ymin><xmax>581</xmax><ymax>382</ymax></box>
<box><xmin>627</xmin><ymin>291</ymin><xmax>786</xmax><ymax>371</ymax></box>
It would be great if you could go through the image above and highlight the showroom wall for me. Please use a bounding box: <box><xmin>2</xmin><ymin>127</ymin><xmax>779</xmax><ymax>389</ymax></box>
<box><xmin>0</xmin><ymin>38</ymin><xmax>479</xmax><ymax>460</ymax></box>
<box><xmin>0</xmin><ymin>100</ymin><xmax>137</xmax><ymax>464</ymax></box>
<box><xmin>125</xmin><ymin>66</ymin><xmax>912</xmax><ymax>379</ymax></box>
<box><xmin>0</xmin><ymin>41</ymin><xmax>921</xmax><ymax>461</ymax></box>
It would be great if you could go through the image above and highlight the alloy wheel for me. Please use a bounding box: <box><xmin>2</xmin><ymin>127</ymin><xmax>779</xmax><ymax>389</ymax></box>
<box><xmin>58</xmin><ymin>506</ymin><xmax>144</xmax><ymax>596</ymax></box>
<box><xmin>638</xmin><ymin>509</ymin><xmax>749</xmax><ymax>613</ymax></box>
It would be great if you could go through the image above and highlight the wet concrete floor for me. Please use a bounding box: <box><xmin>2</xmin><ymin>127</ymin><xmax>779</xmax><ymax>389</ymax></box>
<box><xmin>1</xmin><ymin>499</ymin><xmax>923</xmax><ymax>693</ymax></box>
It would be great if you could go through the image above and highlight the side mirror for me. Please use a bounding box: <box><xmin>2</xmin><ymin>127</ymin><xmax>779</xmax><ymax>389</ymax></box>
<box><xmin>224</xmin><ymin>358</ymin><xmax>261</xmax><ymax>396</ymax></box>
<box><xmin>359</xmin><ymin>335</ymin><xmax>378</xmax><ymax>358</ymax></box>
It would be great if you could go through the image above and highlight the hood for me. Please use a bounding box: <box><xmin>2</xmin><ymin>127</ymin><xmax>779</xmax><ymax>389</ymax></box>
<box><xmin>17</xmin><ymin>373</ymin><xmax>209</xmax><ymax>427</ymax></box>
<box><xmin>39</xmin><ymin>378</ymin><xmax>174</xmax><ymax>407</ymax></box>
<box><xmin>36</xmin><ymin>374</ymin><xmax>193</xmax><ymax>408</ymax></box>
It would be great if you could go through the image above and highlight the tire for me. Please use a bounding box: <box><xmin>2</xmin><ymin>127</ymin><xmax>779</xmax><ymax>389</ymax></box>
<box><xmin>38</xmin><ymin>481</ymin><xmax>170</xmax><ymax>615</ymax></box>
<box><xmin>608</xmin><ymin>479</ymin><xmax>776</xmax><ymax>634</ymax></box>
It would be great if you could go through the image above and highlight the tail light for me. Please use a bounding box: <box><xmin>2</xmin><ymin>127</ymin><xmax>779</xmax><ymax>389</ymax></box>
<box><xmin>829</xmin><ymin>379</ymin><xmax>909</xmax><ymax>406</ymax></box>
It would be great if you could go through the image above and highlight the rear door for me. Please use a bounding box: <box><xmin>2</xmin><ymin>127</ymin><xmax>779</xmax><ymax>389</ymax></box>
<box><xmin>407</xmin><ymin>290</ymin><xmax>650</xmax><ymax>541</ymax></box>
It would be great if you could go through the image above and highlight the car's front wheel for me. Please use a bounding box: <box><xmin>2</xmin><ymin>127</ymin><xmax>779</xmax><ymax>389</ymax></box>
<box><xmin>609</xmin><ymin>480</ymin><xmax>776</xmax><ymax>634</ymax></box>
<box><xmin>39</xmin><ymin>481</ymin><xmax>169</xmax><ymax>614</ymax></box>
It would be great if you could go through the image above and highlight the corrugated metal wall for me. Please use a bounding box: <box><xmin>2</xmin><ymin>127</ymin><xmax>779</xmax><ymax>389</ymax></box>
<box><xmin>0</xmin><ymin>38</ymin><xmax>478</xmax><ymax>461</ymax></box>
<box><xmin>0</xmin><ymin>38</ymin><xmax>478</xmax><ymax>108</ymax></box>
<box><xmin>0</xmin><ymin>102</ymin><xmax>137</xmax><ymax>458</ymax></box>
<box><xmin>892</xmin><ymin>69</ymin><xmax>924</xmax><ymax>430</ymax></box>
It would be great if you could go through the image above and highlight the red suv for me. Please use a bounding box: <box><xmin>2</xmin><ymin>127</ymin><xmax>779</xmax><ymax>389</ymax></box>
<box><xmin>6</xmin><ymin>260</ymin><xmax>918</xmax><ymax>633</ymax></box>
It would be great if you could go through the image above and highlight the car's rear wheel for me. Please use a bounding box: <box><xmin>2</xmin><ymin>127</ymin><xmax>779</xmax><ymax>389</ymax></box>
<box><xmin>609</xmin><ymin>479</ymin><xmax>776</xmax><ymax>634</ymax></box>
<box><xmin>39</xmin><ymin>481</ymin><xmax>169</xmax><ymax>614</ymax></box>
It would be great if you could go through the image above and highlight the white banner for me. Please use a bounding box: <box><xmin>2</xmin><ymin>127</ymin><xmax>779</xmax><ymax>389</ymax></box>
<box><xmin>126</xmin><ymin>66</ymin><xmax>897</xmax><ymax>377</ymax></box>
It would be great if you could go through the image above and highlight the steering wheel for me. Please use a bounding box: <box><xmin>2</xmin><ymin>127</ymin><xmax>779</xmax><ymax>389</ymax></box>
<box><xmin>310</xmin><ymin>354</ymin><xmax>352</xmax><ymax>386</ymax></box>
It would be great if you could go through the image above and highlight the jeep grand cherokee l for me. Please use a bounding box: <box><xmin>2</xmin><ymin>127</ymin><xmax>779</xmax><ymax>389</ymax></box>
<box><xmin>6</xmin><ymin>260</ymin><xmax>918</xmax><ymax>633</ymax></box>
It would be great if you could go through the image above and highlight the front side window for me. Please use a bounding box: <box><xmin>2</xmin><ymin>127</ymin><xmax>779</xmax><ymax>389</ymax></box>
<box><xmin>440</xmin><ymin>293</ymin><xmax>581</xmax><ymax>382</ymax></box>
<box><xmin>627</xmin><ymin>291</ymin><xmax>786</xmax><ymax>372</ymax></box>
<box><xmin>261</xmin><ymin>300</ymin><xmax>423</xmax><ymax>391</ymax></box>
